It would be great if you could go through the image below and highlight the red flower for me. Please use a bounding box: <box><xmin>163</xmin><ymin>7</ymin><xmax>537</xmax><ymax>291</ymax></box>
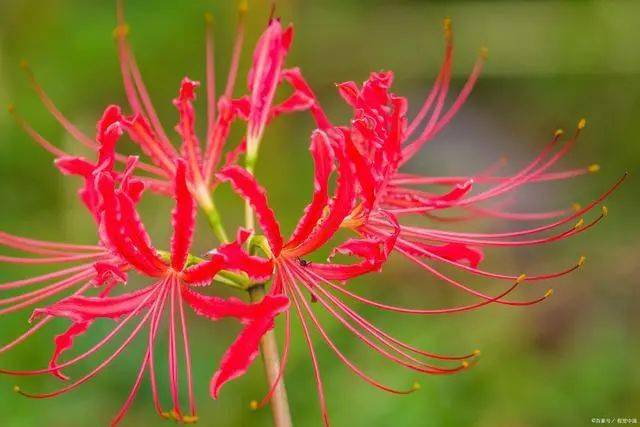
<box><xmin>326</xmin><ymin>22</ymin><xmax>626</xmax><ymax>307</ymax></box>
<box><xmin>217</xmin><ymin>131</ymin><xmax>515</xmax><ymax>424</ymax></box>
<box><xmin>4</xmin><ymin>159</ymin><xmax>287</xmax><ymax>425</ymax></box>
<box><xmin>12</xmin><ymin>2</ymin><xmax>318</xmax><ymax>221</ymax></box>
<box><xmin>215</xmin><ymin>19</ymin><xmax>625</xmax><ymax>425</ymax></box>
<box><xmin>1</xmin><ymin>107</ymin><xmax>131</xmax><ymax>382</ymax></box>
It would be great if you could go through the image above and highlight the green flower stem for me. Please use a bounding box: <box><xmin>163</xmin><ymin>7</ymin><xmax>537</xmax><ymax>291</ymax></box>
<box><xmin>248</xmin><ymin>284</ymin><xmax>292</xmax><ymax>427</ymax></box>
<box><xmin>195</xmin><ymin>184</ymin><xmax>229</xmax><ymax>243</ymax></box>
<box><xmin>203</xmin><ymin>203</ymin><xmax>229</xmax><ymax>244</ymax></box>
<box><xmin>244</xmin><ymin>148</ymin><xmax>292</xmax><ymax>427</ymax></box>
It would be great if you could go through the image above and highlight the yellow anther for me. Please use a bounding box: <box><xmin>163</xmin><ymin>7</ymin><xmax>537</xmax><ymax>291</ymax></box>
<box><xmin>601</xmin><ymin>206</ymin><xmax>608</xmax><ymax>217</ymax></box>
<box><xmin>588</xmin><ymin>164</ymin><xmax>600</xmax><ymax>173</ymax></box>
<box><xmin>19</xmin><ymin>59</ymin><xmax>29</xmax><ymax>70</ymax></box>
<box><xmin>479</xmin><ymin>47</ymin><xmax>489</xmax><ymax>60</ymax></box>
<box><xmin>113</xmin><ymin>24</ymin><xmax>130</xmax><ymax>39</ymax></box>
<box><xmin>443</xmin><ymin>17</ymin><xmax>452</xmax><ymax>39</ymax></box>
<box><xmin>544</xmin><ymin>289</ymin><xmax>554</xmax><ymax>298</ymax></box>
<box><xmin>7</xmin><ymin>104</ymin><xmax>15</xmax><ymax>113</ymax></box>
<box><xmin>412</xmin><ymin>381</ymin><xmax>421</xmax><ymax>391</ymax></box>
<box><xmin>160</xmin><ymin>411</ymin><xmax>176</xmax><ymax>420</ymax></box>
<box><xmin>473</xmin><ymin>349</ymin><xmax>481</xmax><ymax>356</ymax></box>
<box><xmin>13</xmin><ymin>385</ymin><xmax>20</xmax><ymax>393</ymax></box>
<box><xmin>462</xmin><ymin>361</ymin><xmax>469</xmax><ymax>368</ymax></box>
<box><xmin>578</xmin><ymin>118</ymin><xmax>587</xmax><ymax>129</ymax></box>
<box><xmin>578</xmin><ymin>256</ymin><xmax>586</xmax><ymax>267</ymax></box>
<box><xmin>204</xmin><ymin>12</ymin><xmax>214</xmax><ymax>24</ymax></box>
<box><xmin>572</xmin><ymin>202</ymin><xmax>582</xmax><ymax>212</ymax></box>
<box><xmin>238</xmin><ymin>0</ymin><xmax>248</xmax><ymax>13</ymax></box>
<box><xmin>554</xmin><ymin>128</ymin><xmax>564</xmax><ymax>137</ymax></box>
<box><xmin>183</xmin><ymin>415</ymin><xmax>199</xmax><ymax>424</ymax></box>
<box><xmin>249</xmin><ymin>400</ymin><xmax>259</xmax><ymax>410</ymax></box>
<box><xmin>574</xmin><ymin>218</ymin><xmax>585</xmax><ymax>230</ymax></box>
<box><xmin>516</xmin><ymin>273</ymin><xmax>527</xmax><ymax>284</ymax></box>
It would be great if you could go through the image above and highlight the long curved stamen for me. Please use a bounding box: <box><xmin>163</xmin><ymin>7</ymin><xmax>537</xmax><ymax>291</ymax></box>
<box><xmin>8</xmin><ymin>106</ymin><xmax>69</xmax><ymax>157</ymax></box>
<box><xmin>125</xmin><ymin>46</ymin><xmax>173</xmax><ymax>151</ymax></box>
<box><xmin>403</xmin><ymin>18</ymin><xmax>454</xmax><ymax>159</ymax></box>
<box><xmin>291</xmin><ymin>284</ymin><xmax>421</xmax><ymax>395</ymax></box>
<box><xmin>0</xmin><ymin>272</ymin><xmax>94</xmax><ymax>316</ymax></box>
<box><xmin>9</xmin><ymin>103</ymin><xmax>166</xmax><ymax>177</ymax></box>
<box><xmin>0</xmin><ymin>285</ymin><xmax>159</xmax><ymax>376</ymax></box>
<box><xmin>205</xmin><ymin>12</ymin><xmax>216</xmax><ymax>146</ymax></box>
<box><xmin>283</xmin><ymin>266</ymin><xmax>330</xmax><ymax>427</ymax></box>
<box><xmin>399</xmin><ymin>208</ymin><xmax>607</xmax><ymax>247</ymax></box>
<box><xmin>167</xmin><ymin>276</ymin><xmax>182</xmax><ymax>418</ymax></box>
<box><xmin>405</xmin><ymin>20</ymin><xmax>452</xmax><ymax>138</ymax></box>
<box><xmin>148</xmin><ymin>280</ymin><xmax>171</xmax><ymax>417</ymax></box>
<box><xmin>309</xmin><ymin>277</ymin><xmax>478</xmax><ymax>365</ymax></box>
<box><xmin>0</xmin><ymin>232</ymin><xmax>103</xmax><ymax>254</ymax></box>
<box><xmin>111</xmin><ymin>351</ymin><xmax>150</xmax><ymax>427</ymax></box>
<box><xmin>224</xmin><ymin>2</ymin><xmax>247</xmax><ymax>100</ymax></box>
<box><xmin>396</xmin><ymin>236</ymin><xmax>584</xmax><ymax>282</ymax></box>
<box><xmin>19</xmin><ymin>61</ymin><xmax>97</xmax><ymax>150</ymax></box>
<box><xmin>459</xmin><ymin>123</ymin><xmax>586</xmax><ymax>207</ymax></box>
<box><xmin>177</xmin><ymin>281</ymin><xmax>196</xmax><ymax>418</ymax></box>
<box><xmin>292</xmin><ymin>263</ymin><xmax>468</xmax><ymax>374</ymax></box>
<box><xmin>14</xmin><ymin>292</ymin><xmax>158</xmax><ymax>399</ymax></box>
<box><xmin>0</xmin><ymin>264</ymin><xmax>91</xmax><ymax>291</ymax></box>
<box><xmin>428</xmin><ymin>48</ymin><xmax>487</xmax><ymax>139</ymax></box>
<box><xmin>0</xmin><ymin>271</ymin><xmax>93</xmax><ymax>307</ymax></box>
<box><xmin>0</xmin><ymin>253</ymin><xmax>103</xmax><ymax>265</ymax></box>
<box><xmin>396</xmin><ymin>246</ymin><xmax>552</xmax><ymax>306</ymax></box>
<box><xmin>305</xmin><ymin>260</ymin><xmax>526</xmax><ymax>315</ymax></box>
<box><xmin>0</xmin><ymin>317</ymin><xmax>50</xmax><ymax>355</ymax></box>
<box><xmin>391</xmin><ymin>174</ymin><xmax>626</xmax><ymax>239</ymax></box>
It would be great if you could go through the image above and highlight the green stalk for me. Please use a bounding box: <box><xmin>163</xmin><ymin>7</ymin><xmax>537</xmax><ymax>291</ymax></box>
<box><xmin>244</xmin><ymin>143</ymin><xmax>292</xmax><ymax>427</ymax></box>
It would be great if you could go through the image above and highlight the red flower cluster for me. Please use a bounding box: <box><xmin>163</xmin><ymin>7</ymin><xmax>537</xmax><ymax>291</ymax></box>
<box><xmin>1</xmin><ymin>4</ymin><xmax>624</xmax><ymax>427</ymax></box>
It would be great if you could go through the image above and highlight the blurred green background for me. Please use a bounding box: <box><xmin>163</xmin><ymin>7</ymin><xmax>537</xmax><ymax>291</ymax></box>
<box><xmin>0</xmin><ymin>0</ymin><xmax>638</xmax><ymax>426</ymax></box>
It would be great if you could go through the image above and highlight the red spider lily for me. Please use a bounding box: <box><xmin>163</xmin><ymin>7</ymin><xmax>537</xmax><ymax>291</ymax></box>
<box><xmin>295</xmin><ymin>19</ymin><xmax>626</xmax><ymax>309</ymax></box>
<box><xmin>4</xmin><ymin>159</ymin><xmax>287</xmax><ymax>425</ymax></box>
<box><xmin>216</xmin><ymin>131</ymin><xmax>552</xmax><ymax>424</ymax></box>
<box><xmin>214</xmin><ymin>19</ymin><xmax>624</xmax><ymax>425</ymax></box>
<box><xmin>0</xmin><ymin>109</ymin><xmax>131</xmax><ymax>377</ymax></box>
<box><xmin>11</xmin><ymin>2</ymin><xmax>319</xmax><ymax>227</ymax></box>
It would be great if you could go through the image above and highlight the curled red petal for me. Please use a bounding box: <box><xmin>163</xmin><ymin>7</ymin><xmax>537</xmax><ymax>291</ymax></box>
<box><xmin>181</xmin><ymin>287</ymin><xmax>285</xmax><ymax>321</ymax></box>
<box><xmin>337</xmin><ymin>81</ymin><xmax>359</xmax><ymax>107</ymax></box>
<box><xmin>48</xmin><ymin>321</ymin><xmax>90</xmax><ymax>380</ymax></box>
<box><xmin>289</xmin><ymin>135</ymin><xmax>355</xmax><ymax>256</ymax></box>
<box><xmin>173</xmin><ymin>78</ymin><xmax>203</xmax><ymax>180</ymax></box>
<box><xmin>270</xmin><ymin>91</ymin><xmax>314</xmax><ymax>120</ymax></box>
<box><xmin>247</xmin><ymin>20</ymin><xmax>293</xmax><ymax>144</ymax></box>
<box><xmin>92</xmin><ymin>262</ymin><xmax>127</xmax><ymax>286</ymax></box>
<box><xmin>54</xmin><ymin>156</ymin><xmax>94</xmax><ymax>177</ymax></box>
<box><xmin>32</xmin><ymin>286</ymin><xmax>157</xmax><ymax>323</ymax></box>
<box><xmin>217</xmin><ymin>165</ymin><xmax>283</xmax><ymax>256</ymax></box>
<box><xmin>215</xmin><ymin>239</ymin><xmax>274</xmax><ymax>282</ymax></box>
<box><xmin>183</xmin><ymin>232</ymin><xmax>274</xmax><ymax>285</ymax></box>
<box><xmin>401</xmin><ymin>242</ymin><xmax>484</xmax><ymax>268</ymax></box>
<box><xmin>286</xmin><ymin>130</ymin><xmax>335</xmax><ymax>249</ymax></box>
<box><xmin>281</xmin><ymin>67</ymin><xmax>331</xmax><ymax>129</ymax></box>
<box><xmin>96</xmin><ymin>106</ymin><xmax>124</xmax><ymax>169</ymax></box>
<box><xmin>182</xmin><ymin>255</ymin><xmax>226</xmax><ymax>286</ymax></box>
<box><xmin>207</xmin><ymin>295</ymin><xmax>289</xmax><ymax>398</ymax></box>
<box><xmin>170</xmin><ymin>159</ymin><xmax>196</xmax><ymax>271</ymax></box>
<box><xmin>97</xmin><ymin>174</ymin><xmax>165</xmax><ymax>276</ymax></box>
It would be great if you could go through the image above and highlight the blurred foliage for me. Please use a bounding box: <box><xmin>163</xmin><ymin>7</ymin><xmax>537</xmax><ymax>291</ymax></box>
<box><xmin>0</xmin><ymin>0</ymin><xmax>638</xmax><ymax>426</ymax></box>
